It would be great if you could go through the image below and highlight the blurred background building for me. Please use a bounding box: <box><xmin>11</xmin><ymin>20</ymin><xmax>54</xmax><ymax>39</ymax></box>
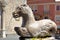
<box><xmin>27</xmin><ymin>0</ymin><xmax>60</xmax><ymax>32</ymax></box>
<box><xmin>0</xmin><ymin>0</ymin><xmax>60</xmax><ymax>38</ymax></box>
<box><xmin>0</xmin><ymin>0</ymin><xmax>27</xmax><ymax>38</ymax></box>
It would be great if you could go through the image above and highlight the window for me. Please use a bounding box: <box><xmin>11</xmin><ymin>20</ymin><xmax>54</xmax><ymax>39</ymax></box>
<box><xmin>55</xmin><ymin>0</ymin><xmax>60</xmax><ymax>2</ymax></box>
<box><xmin>56</xmin><ymin>5</ymin><xmax>60</xmax><ymax>10</ymax></box>
<box><xmin>44</xmin><ymin>5</ymin><xmax>49</xmax><ymax>14</ymax></box>
<box><xmin>55</xmin><ymin>15</ymin><xmax>60</xmax><ymax>21</ymax></box>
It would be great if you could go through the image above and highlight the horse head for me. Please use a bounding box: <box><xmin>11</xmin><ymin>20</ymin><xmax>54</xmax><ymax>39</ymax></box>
<box><xmin>12</xmin><ymin>4</ymin><xmax>31</xmax><ymax>18</ymax></box>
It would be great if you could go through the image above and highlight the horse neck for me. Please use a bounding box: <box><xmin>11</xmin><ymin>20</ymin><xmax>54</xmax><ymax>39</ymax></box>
<box><xmin>26</xmin><ymin>12</ymin><xmax>35</xmax><ymax>23</ymax></box>
<box><xmin>22</xmin><ymin>12</ymin><xmax>35</xmax><ymax>27</ymax></box>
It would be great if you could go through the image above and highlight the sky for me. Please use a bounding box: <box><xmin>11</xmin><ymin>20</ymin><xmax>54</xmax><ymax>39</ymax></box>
<box><xmin>55</xmin><ymin>0</ymin><xmax>60</xmax><ymax>1</ymax></box>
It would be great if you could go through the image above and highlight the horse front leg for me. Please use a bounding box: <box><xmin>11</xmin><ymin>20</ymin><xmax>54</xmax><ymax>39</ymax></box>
<box><xmin>14</xmin><ymin>27</ymin><xmax>31</xmax><ymax>37</ymax></box>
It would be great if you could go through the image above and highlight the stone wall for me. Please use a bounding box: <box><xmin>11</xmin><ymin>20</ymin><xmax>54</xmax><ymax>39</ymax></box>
<box><xmin>0</xmin><ymin>0</ymin><xmax>27</xmax><ymax>34</ymax></box>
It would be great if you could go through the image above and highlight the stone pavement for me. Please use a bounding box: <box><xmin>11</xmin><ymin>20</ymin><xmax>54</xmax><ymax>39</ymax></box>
<box><xmin>0</xmin><ymin>34</ymin><xmax>19</xmax><ymax>40</ymax></box>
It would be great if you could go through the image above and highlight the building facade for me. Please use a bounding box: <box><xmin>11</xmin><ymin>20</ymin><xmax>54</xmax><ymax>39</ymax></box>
<box><xmin>0</xmin><ymin>0</ymin><xmax>27</xmax><ymax>38</ymax></box>
<box><xmin>27</xmin><ymin>0</ymin><xmax>60</xmax><ymax>29</ymax></box>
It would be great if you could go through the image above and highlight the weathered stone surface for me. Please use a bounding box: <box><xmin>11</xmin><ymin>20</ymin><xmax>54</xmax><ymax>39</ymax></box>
<box><xmin>0</xmin><ymin>0</ymin><xmax>27</xmax><ymax>34</ymax></box>
<box><xmin>14</xmin><ymin>4</ymin><xmax>57</xmax><ymax>40</ymax></box>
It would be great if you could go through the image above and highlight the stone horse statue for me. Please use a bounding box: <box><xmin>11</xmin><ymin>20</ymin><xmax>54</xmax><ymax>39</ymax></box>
<box><xmin>13</xmin><ymin>4</ymin><xmax>57</xmax><ymax>40</ymax></box>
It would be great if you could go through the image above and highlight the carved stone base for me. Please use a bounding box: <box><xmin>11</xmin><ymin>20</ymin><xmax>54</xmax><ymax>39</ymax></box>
<box><xmin>19</xmin><ymin>37</ymin><xmax>56</xmax><ymax>40</ymax></box>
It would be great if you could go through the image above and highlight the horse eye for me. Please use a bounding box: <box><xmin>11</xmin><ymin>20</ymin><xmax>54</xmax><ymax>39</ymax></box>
<box><xmin>21</xmin><ymin>4</ymin><xmax>27</xmax><ymax>7</ymax></box>
<box><xmin>23</xmin><ymin>4</ymin><xmax>26</xmax><ymax>6</ymax></box>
